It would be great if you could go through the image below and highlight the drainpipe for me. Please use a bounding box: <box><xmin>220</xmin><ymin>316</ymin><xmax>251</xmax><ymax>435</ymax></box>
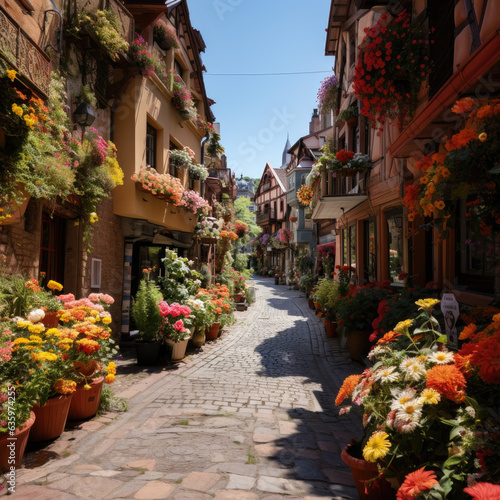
<box><xmin>200</xmin><ymin>136</ymin><xmax>208</xmax><ymax>197</ymax></box>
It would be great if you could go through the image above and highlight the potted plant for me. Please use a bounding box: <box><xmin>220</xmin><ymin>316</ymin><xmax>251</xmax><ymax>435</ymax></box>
<box><xmin>189</xmin><ymin>162</ymin><xmax>209</xmax><ymax>181</ymax></box>
<box><xmin>335</xmin><ymin>283</ymin><xmax>391</xmax><ymax>360</ymax></box>
<box><xmin>353</xmin><ymin>10</ymin><xmax>431</xmax><ymax>132</ymax></box>
<box><xmin>337</xmin><ymin>104</ymin><xmax>359</xmax><ymax>127</ymax></box>
<box><xmin>169</xmin><ymin>147</ymin><xmax>193</xmax><ymax>171</ymax></box>
<box><xmin>335</xmin><ymin>300</ymin><xmax>500</xmax><ymax>499</ymax></box>
<box><xmin>158</xmin><ymin>301</ymin><xmax>191</xmax><ymax>361</ymax></box>
<box><xmin>317</xmin><ymin>73</ymin><xmax>339</xmax><ymax>115</ymax></box>
<box><xmin>153</xmin><ymin>20</ymin><xmax>179</xmax><ymax>51</ymax></box>
<box><xmin>131</xmin><ymin>279</ymin><xmax>164</xmax><ymax>365</ymax></box>
<box><xmin>206</xmin><ymin>132</ymin><xmax>225</xmax><ymax>162</ymax></box>
<box><xmin>186</xmin><ymin>297</ymin><xmax>215</xmax><ymax>347</ymax></box>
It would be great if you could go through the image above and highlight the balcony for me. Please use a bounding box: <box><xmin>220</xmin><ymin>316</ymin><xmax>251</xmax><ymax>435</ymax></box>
<box><xmin>0</xmin><ymin>6</ymin><xmax>51</xmax><ymax>98</ymax></box>
<box><xmin>311</xmin><ymin>170</ymin><xmax>368</xmax><ymax>220</ymax></box>
<box><xmin>207</xmin><ymin>168</ymin><xmax>236</xmax><ymax>199</ymax></box>
<box><xmin>256</xmin><ymin>209</ymin><xmax>276</xmax><ymax>226</ymax></box>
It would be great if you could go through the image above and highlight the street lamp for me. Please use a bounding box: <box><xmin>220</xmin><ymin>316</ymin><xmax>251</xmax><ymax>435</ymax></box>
<box><xmin>73</xmin><ymin>102</ymin><xmax>96</xmax><ymax>138</ymax></box>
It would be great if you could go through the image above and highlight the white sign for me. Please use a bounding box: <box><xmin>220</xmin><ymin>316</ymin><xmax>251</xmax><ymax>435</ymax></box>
<box><xmin>440</xmin><ymin>293</ymin><xmax>460</xmax><ymax>349</ymax></box>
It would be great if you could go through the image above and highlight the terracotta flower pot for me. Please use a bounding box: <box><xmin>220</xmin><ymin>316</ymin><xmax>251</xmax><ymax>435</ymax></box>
<box><xmin>166</xmin><ymin>338</ymin><xmax>189</xmax><ymax>361</ymax></box>
<box><xmin>313</xmin><ymin>302</ymin><xmax>321</xmax><ymax>310</ymax></box>
<box><xmin>341</xmin><ymin>444</ymin><xmax>395</xmax><ymax>500</ymax></box>
<box><xmin>307</xmin><ymin>299</ymin><xmax>315</xmax><ymax>310</ymax></box>
<box><xmin>347</xmin><ymin>330</ymin><xmax>371</xmax><ymax>361</ymax></box>
<box><xmin>43</xmin><ymin>311</ymin><xmax>59</xmax><ymax>328</ymax></box>
<box><xmin>324</xmin><ymin>319</ymin><xmax>337</xmax><ymax>338</ymax></box>
<box><xmin>206</xmin><ymin>322</ymin><xmax>220</xmax><ymax>340</ymax></box>
<box><xmin>234</xmin><ymin>292</ymin><xmax>244</xmax><ymax>303</ymax></box>
<box><xmin>67</xmin><ymin>377</ymin><xmax>104</xmax><ymax>420</ymax></box>
<box><xmin>30</xmin><ymin>394</ymin><xmax>73</xmax><ymax>442</ymax></box>
<box><xmin>0</xmin><ymin>411</ymin><xmax>35</xmax><ymax>472</ymax></box>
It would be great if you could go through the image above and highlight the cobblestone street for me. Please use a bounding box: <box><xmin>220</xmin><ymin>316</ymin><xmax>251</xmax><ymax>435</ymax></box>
<box><xmin>13</xmin><ymin>278</ymin><xmax>365</xmax><ymax>500</ymax></box>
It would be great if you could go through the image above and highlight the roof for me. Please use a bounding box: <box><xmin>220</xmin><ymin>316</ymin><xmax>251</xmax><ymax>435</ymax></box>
<box><xmin>273</xmin><ymin>168</ymin><xmax>287</xmax><ymax>190</ymax></box>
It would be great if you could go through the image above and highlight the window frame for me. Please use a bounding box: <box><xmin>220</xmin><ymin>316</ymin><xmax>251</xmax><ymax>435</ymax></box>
<box><xmin>146</xmin><ymin>122</ymin><xmax>157</xmax><ymax>170</ymax></box>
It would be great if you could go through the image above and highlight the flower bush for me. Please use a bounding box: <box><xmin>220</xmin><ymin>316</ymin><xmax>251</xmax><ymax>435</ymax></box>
<box><xmin>169</xmin><ymin>148</ymin><xmax>194</xmax><ymax>169</ymax></box>
<box><xmin>194</xmin><ymin>217</ymin><xmax>221</xmax><ymax>241</ymax></box>
<box><xmin>71</xmin><ymin>10</ymin><xmax>129</xmax><ymax>61</ymax></box>
<box><xmin>337</xmin><ymin>104</ymin><xmax>359</xmax><ymax>123</ymax></box>
<box><xmin>234</xmin><ymin>220</ymin><xmax>249</xmax><ymax>238</ymax></box>
<box><xmin>130</xmin><ymin>34</ymin><xmax>155</xmax><ymax>77</ymax></box>
<box><xmin>189</xmin><ymin>162</ymin><xmax>209</xmax><ymax>181</ymax></box>
<box><xmin>336</xmin><ymin>300</ymin><xmax>500</xmax><ymax>499</ymax></box>
<box><xmin>405</xmin><ymin>98</ymin><xmax>500</xmax><ymax>242</ymax></box>
<box><xmin>169</xmin><ymin>70</ymin><xmax>197</xmax><ymax>120</ymax></box>
<box><xmin>191</xmin><ymin>114</ymin><xmax>215</xmax><ymax>134</ymax></box>
<box><xmin>353</xmin><ymin>10</ymin><xmax>431</xmax><ymax>133</ymax></box>
<box><xmin>181</xmin><ymin>189</ymin><xmax>209</xmax><ymax>215</ymax></box>
<box><xmin>158</xmin><ymin>301</ymin><xmax>191</xmax><ymax>342</ymax></box>
<box><xmin>297</xmin><ymin>185</ymin><xmax>313</xmax><ymax>206</ymax></box>
<box><xmin>323</xmin><ymin>150</ymin><xmax>372</xmax><ymax>173</ymax></box>
<box><xmin>317</xmin><ymin>74</ymin><xmax>339</xmax><ymax>115</ymax></box>
<box><xmin>153</xmin><ymin>20</ymin><xmax>179</xmax><ymax>50</ymax></box>
<box><xmin>131</xmin><ymin>166</ymin><xmax>184</xmax><ymax>205</ymax></box>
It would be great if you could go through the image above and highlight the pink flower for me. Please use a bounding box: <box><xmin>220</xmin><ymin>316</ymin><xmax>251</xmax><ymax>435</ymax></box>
<box><xmin>58</xmin><ymin>293</ymin><xmax>76</xmax><ymax>303</ymax></box>
<box><xmin>174</xmin><ymin>320</ymin><xmax>185</xmax><ymax>332</ymax></box>
<box><xmin>180</xmin><ymin>305</ymin><xmax>191</xmax><ymax>317</ymax></box>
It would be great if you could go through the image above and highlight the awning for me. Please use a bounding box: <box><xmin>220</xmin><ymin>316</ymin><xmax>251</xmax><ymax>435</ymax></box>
<box><xmin>312</xmin><ymin>195</ymin><xmax>368</xmax><ymax>220</ymax></box>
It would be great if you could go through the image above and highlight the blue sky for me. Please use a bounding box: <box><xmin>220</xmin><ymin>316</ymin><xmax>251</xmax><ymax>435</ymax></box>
<box><xmin>188</xmin><ymin>0</ymin><xmax>335</xmax><ymax>179</ymax></box>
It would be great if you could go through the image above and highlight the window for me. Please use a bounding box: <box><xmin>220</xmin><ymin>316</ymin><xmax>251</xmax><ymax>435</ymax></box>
<box><xmin>456</xmin><ymin>199</ymin><xmax>495</xmax><ymax>294</ymax></box>
<box><xmin>342</xmin><ymin>229</ymin><xmax>348</xmax><ymax>266</ymax></box>
<box><xmin>364</xmin><ymin>220</ymin><xmax>376</xmax><ymax>283</ymax></box>
<box><xmin>386</xmin><ymin>213</ymin><xmax>404</xmax><ymax>285</ymax></box>
<box><xmin>280</xmin><ymin>200</ymin><xmax>283</xmax><ymax>212</ymax></box>
<box><xmin>174</xmin><ymin>59</ymin><xmax>184</xmax><ymax>80</ymax></box>
<box><xmin>146</xmin><ymin>123</ymin><xmax>157</xmax><ymax>169</ymax></box>
<box><xmin>349</xmin><ymin>224</ymin><xmax>357</xmax><ymax>270</ymax></box>
<box><xmin>91</xmin><ymin>259</ymin><xmax>102</xmax><ymax>288</ymax></box>
<box><xmin>169</xmin><ymin>141</ymin><xmax>178</xmax><ymax>176</ymax></box>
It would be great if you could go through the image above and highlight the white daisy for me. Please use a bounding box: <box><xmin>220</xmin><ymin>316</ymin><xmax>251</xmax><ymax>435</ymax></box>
<box><xmin>427</xmin><ymin>351</ymin><xmax>455</xmax><ymax>364</ymax></box>
<box><xmin>395</xmin><ymin>417</ymin><xmax>420</xmax><ymax>433</ymax></box>
<box><xmin>396</xmin><ymin>400</ymin><xmax>423</xmax><ymax>423</ymax></box>
<box><xmin>403</xmin><ymin>362</ymin><xmax>427</xmax><ymax>382</ymax></box>
<box><xmin>390</xmin><ymin>388</ymin><xmax>417</xmax><ymax>411</ymax></box>
<box><xmin>374</xmin><ymin>366</ymin><xmax>399</xmax><ymax>383</ymax></box>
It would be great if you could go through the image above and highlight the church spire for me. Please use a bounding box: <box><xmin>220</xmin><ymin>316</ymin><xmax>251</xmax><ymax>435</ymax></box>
<box><xmin>281</xmin><ymin>133</ymin><xmax>291</xmax><ymax>167</ymax></box>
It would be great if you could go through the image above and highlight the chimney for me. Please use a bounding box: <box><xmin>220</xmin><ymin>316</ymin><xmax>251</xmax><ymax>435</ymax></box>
<box><xmin>309</xmin><ymin>108</ymin><xmax>320</xmax><ymax>134</ymax></box>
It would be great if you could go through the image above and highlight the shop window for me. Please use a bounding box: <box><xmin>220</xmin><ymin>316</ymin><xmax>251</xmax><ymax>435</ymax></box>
<box><xmin>456</xmin><ymin>200</ymin><xmax>495</xmax><ymax>294</ymax></box>
<box><xmin>364</xmin><ymin>220</ymin><xmax>376</xmax><ymax>283</ymax></box>
<box><xmin>146</xmin><ymin>123</ymin><xmax>157</xmax><ymax>169</ymax></box>
<box><xmin>40</xmin><ymin>213</ymin><xmax>65</xmax><ymax>284</ymax></box>
<box><xmin>386</xmin><ymin>213</ymin><xmax>404</xmax><ymax>285</ymax></box>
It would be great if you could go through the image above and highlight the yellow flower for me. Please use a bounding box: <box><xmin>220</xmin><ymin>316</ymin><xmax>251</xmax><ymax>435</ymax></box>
<box><xmin>11</xmin><ymin>103</ymin><xmax>23</xmax><ymax>117</ymax></box>
<box><xmin>29</xmin><ymin>335</ymin><xmax>43</xmax><ymax>343</ymax></box>
<box><xmin>415</xmin><ymin>298</ymin><xmax>440</xmax><ymax>312</ymax></box>
<box><xmin>24</xmin><ymin>115</ymin><xmax>35</xmax><ymax>129</ymax></box>
<box><xmin>28</xmin><ymin>324</ymin><xmax>45</xmax><ymax>334</ymax></box>
<box><xmin>83</xmin><ymin>384</ymin><xmax>91</xmax><ymax>391</ymax></box>
<box><xmin>13</xmin><ymin>337</ymin><xmax>30</xmax><ymax>345</ymax></box>
<box><xmin>31</xmin><ymin>351</ymin><xmax>58</xmax><ymax>362</ymax></box>
<box><xmin>478</xmin><ymin>132</ymin><xmax>487</xmax><ymax>142</ymax></box>
<box><xmin>90</xmin><ymin>212</ymin><xmax>98</xmax><ymax>223</ymax></box>
<box><xmin>46</xmin><ymin>328</ymin><xmax>61</xmax><ymax>337</ymax></box>
<box><xmin>105</xmin><ymin>374</ymin><xmax>115</xmax><ymax>384</ymax></box>
<box><xmin>419</xmin><ymin>388</ymin><xmax>441</xmax><ymax>405</ymax></box>
<box><xmin>16</xmin><ymin>320</ymin><xmax>30</xmax><ymax>329</ymax></box>
<box><xmin>106</xmin><ymin>362</ymin><xmax>116</xmax><ymax>375</ymax></box>
<box><xmin>47</xmin><ymin>280</ymin><xmax>63</xmax><ymax>291</ymax></box>
<box><xmin>394</xmin><ymin>319</ymin><xmax>413</xmax><ymax>334</ymax></box>
<box><xmin>434</xmin><ymin>200</ymin><xmax>445</xmax><ymax>211</ymax></box>
<box><xmin>7</xmin><ymin>69</ymin><xmax>17</xmax><ymax>81</ymax></box>
<box><xmin>363</xmin><ymin>431</ymin><xmax>390</xmax><ymax>463</ymax></box>
<box><xmin>102</xmin><ymin>317</ymin><xmax>112</xmax><ymax>325</ymax></box>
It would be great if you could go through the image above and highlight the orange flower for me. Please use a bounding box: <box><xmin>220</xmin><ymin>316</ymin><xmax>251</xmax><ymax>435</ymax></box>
<box><xmin>335</xmin><ymin>374</ymin><xmax>362</xmax><ymax>406</ymax></box>
<box><xmin>434</xmin><ymin>200</ymin><xmax>445</xmax><ymax>211</ymax></box>
<box><xmin>54</xmin><ymin>379</ymin><xmax>77</xmax><ymax>395</ymax></box>
<box><xmin>376</xmin><ymin>330</ymin><xmax>401</xmax><ymax>345</ymax></box>
<box><xmin>451</xmin><ymin>97</ymin><xmax>475</xmax><ymax>115</ymax></box>
<box><xmin>426</xmin><ymin>364</ymin><xmax>467</xmax><ymax>403</ymax></box>
<box><xmin>463</xmin><ymin>482</ymin><xmax>500</xmax><ymax>499</ymax></box>
<box><xmin>459</xmin><ymin>323</ymin><xmax>476</xmax><ymax>340</ymax></box>
<box><xmin>396</xmin><ymin>468</ymin><xmax>438</xmax><ymax>500</ymax></box>
<box><xmin>476</xmin><ymin>105</ymin><xmax>493</xmax><ymax>120</ymax></box>
<box><xmin>445</xmin><ymin>128</ymin><xmax>478</xmax><ymax>151</ymax></box>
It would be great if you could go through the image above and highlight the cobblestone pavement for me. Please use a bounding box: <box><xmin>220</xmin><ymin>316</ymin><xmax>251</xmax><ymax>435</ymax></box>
<box><xmin>12</xmin><ymin>277</ymin><xmax>366</xmax><ymax>500</ymax></box>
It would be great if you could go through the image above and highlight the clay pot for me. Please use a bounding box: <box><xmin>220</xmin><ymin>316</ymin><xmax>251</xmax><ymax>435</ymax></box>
<box><xmin>30</xmin><ymin>394</ymin><xmax>73</xmax><ymax>442</ymax></box>
<box><xmin>341</xmin><ymin>444</ymin><xmax>395</xmax><ymax>500</ymax></box>
<box><xmin>347</xmin><ymin>330</ymin><xmax>371</xmax><ymax>361</ymax></box>
<box><xmin>234</xmin><ymin>293</ymin><xmax>244</xmax><ymax>303</ymax></box>
<box><xmin>67</xmin><ymin>377</ymin><xmax>104</xmax><ymax>420</ymax></box>
<box><xmin>206</xmin><ymin>322</ymin><xmax>220</xmax><ymax>340</ymax></box>
<box><xmin>0</xmin><ymin>411</ymin><xmax>35</xmax><ymax>472</ymax></box>
<box><xmin>324</xmin><ymin>319</ymin><xmax>337</xmax><ymax>338</ymax></box>
<box><xmin>313</xmin><ymin>302</ymin><xmax>321</xmax><ymax>310</ymax></box>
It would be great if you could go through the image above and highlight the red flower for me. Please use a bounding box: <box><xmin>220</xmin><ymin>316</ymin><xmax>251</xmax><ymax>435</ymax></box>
<box><xmin>463</xmin><ymin>482</ymin><xmax>500</xmax><ymax>499</ymax></box>
<box><xmin>396</xmin><ymin>468</ymin><xmax>438</xmax><ymax>500</ymax></box>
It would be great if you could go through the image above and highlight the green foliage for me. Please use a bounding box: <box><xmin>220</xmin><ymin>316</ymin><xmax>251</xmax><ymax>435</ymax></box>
<box><xmin>98</xmin><ymin>386</ymin><xmax>128</xmax><ymax>415</ymax></box>
<box><xmin>0</xmin><ymin>273</ymin><xmax>35</xmax><ymax>318</ymax></box>
<box><xmin>233</xmin><ymin>253</ymin><xmax>249</xmax><ymax>274</ymax></box>
<box><xmin>199</xmin><ymin>265</ymin><xmax>212</xmax><ymax>288</ymax></box>
<box><xmin>131</xmin><ymin>280</ymin><xmax>163</xmax><ymax>341</ymax></box>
